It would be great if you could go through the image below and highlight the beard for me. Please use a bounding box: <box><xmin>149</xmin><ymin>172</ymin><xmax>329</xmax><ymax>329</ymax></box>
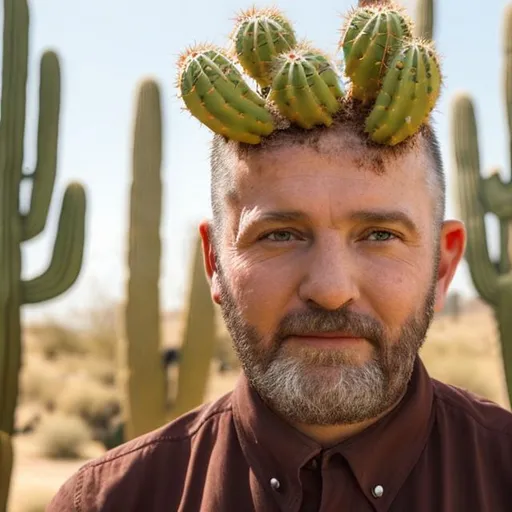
<box><xmin>217</xmin><ymin>264</ymin><xmax>437</xmax><ymax>427</ymax></box>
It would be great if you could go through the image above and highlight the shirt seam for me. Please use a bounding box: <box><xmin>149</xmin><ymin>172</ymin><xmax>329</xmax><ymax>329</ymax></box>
<box><xmin>434</xmin><ymin>390</ymin><xmax>512</xmax><ymax>437</ymax></box>
<box><xmin>73</xmin><ymin>406</ymin><xmax>233</xmax><ymax>508</ymax></box>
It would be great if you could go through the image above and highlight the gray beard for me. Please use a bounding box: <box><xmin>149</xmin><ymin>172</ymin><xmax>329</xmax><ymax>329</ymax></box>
<box><xmin>217</xmin><ymin>266</ymin><xmax>437</xmax><ymax>426</ymax></box>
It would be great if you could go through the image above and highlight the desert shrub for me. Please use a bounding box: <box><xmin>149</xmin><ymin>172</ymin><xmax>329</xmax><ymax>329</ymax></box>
<box><xmin>60</xmin><ymin>354</ymin><xmax>116</xmax><ymax>387</ymax></box>
<box><xmin>76</xmin><ymin>299</ymin><xmax>120</xmax><ymax>362</ymax></box>
<box><xmin>19</xmin><ymin>356</ymin><xmax>63</xmax><ymax>408</ymax></box>
<box><xmin>36</xmin><ymin>412</ymin><xmax>92</xmax><ymax>459</ymax></box>
<box><xmin>56</xmin><ymin>376</ymin><xmax>120</xmax><ymax>436</ymax></box>
<box><xmin>25</xmin><ymin>320</ymin><xmax>86</xmax><ymax>360</ymax></box>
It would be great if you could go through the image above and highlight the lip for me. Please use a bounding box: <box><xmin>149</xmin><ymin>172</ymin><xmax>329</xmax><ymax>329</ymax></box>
<box><xmin>286</xmin><ymin>333</ymin><xmax>367</xmax><ymax>347</ymax></box>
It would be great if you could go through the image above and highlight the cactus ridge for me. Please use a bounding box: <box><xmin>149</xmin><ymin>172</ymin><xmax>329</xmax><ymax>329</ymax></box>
<box><xmin>231</xmin><ymin>6</ymin><xmax>297</xmax><ymax>88</ymax></box>
<box><xmin>179</xmin><ymin>45</ymin><xmax>274</xmax><ymax>143</ymax></box>
<box><xmin>341</xmin><ymin>7</ymin><xmax>413</xmax><ymax>103</ymax></box>
<box><xmin>269</xmin><ymin>45</ymin><xmax>345</xmax><ymax>129</ymax></box>
<box><xmin>177</xmin><ymin>3</ymin><xmax>443</xmax><ymax>147</ymax></box>
<box><xmin>365</xmin><ymin>40</ymin><xmax>441</xmax><ymax>145</ymax></box>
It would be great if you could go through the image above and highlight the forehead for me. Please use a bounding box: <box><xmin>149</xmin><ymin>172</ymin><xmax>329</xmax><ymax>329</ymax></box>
<box><xmin>227</xmin><ymin>130</ymin><xmax>433</xmax><ymax>217</ymax></box>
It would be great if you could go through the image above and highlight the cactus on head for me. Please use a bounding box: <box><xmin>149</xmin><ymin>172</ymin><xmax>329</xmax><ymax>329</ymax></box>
<box><xmin>0</xmin><ymin>0</ymin><xmax>86</xmax><ymax>508</ymax></box>
<box><xmin>452</xmin><ymin>3</ymin><xmax>512</xmax><ymax>407</ymax></box>
<box><xmin>176</xmin><ymin>2</ymin><xmax>442</xmax><ymax>147</ymax></box>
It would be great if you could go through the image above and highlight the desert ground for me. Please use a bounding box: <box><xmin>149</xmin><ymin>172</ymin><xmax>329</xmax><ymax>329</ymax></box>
<box><xmin>7</xmin><ymin>296</ymin><xmax>511</xmax><ymax>512</ymax></box>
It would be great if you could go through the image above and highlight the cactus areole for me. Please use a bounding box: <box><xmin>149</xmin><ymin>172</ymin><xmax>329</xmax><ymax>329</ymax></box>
<box><xmin>176</xmin><ymin>3</ymin><xmax>442</xmax><ymax>147</ymax></box>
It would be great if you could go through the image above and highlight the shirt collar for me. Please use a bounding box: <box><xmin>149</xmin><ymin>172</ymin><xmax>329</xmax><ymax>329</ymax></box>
<box><xmin>232</xmin><ymin>356</ymin><xmax>434</xmax><ymax>510</ymax></box>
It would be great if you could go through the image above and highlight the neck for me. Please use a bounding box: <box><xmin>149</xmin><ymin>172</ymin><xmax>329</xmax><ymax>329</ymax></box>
<box><xmin>290</xmin><ymin>388</ymin><xmax>408</xmax><ymax>447</ymax></box>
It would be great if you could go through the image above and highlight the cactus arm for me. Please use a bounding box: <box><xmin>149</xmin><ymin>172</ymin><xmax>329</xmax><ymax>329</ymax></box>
<box><xmin>495</xmin><ymin>277</ymin><xmax>512</xmax><ymax>406</ymax></box>
<box><xmin>452</xmin><ymin>93</ymin><xmax>499</xmax><ymax>306</ymax></box>
<box><xmin>170</xmin><ymin>234</ymin><xmax>216</xmax><ymax>420</ymax></box>
<box><xmin>505</xmin><ymin>5</ymin><xmax>512</xmax><ymax>160</ymax></box>
<box><xmin>479</xmin><ymin>171</ymin><xmax>512</xmax><ymax>218</ymax></box>
<box><xmin>499</xmin><ymin>220</ymin><xmax>511</xmax><ymax>274</ymax></box>
<box><xmin>121</xmin><ymin>80</ymin><xmax>167</xmax><ymax>440</ymax></box>
<box><xmin>22</xmin><ymin>183</ymin><xmax>86</xmax><ymax>304</ymax></box>
<box><xmin>413</xmin><ymin>0</ymin><xmax>433</xmax><ymax>40</ymax></box>
<box><xmin>21</xmin><ymin>51</ymin><xmax>60</xmax><ymax>241</ymax></box>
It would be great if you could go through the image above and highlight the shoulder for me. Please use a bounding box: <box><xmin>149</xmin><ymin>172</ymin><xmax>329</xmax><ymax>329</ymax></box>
<box><xmin>432</xmin><ymin>378</ymin><xmax>512</xmax><ymax>438</ymax></box>
<box><xmin>46</xmin><ymin>392</ymin><xmax>234</xmax><ymax>511</ymax></box>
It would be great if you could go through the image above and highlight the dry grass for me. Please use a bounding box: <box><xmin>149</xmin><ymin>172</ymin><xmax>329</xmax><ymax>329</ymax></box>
<box><xmin>35</xmin><ymin>413</ymin><xmax>93</xmax><ymax>460</ymax></box>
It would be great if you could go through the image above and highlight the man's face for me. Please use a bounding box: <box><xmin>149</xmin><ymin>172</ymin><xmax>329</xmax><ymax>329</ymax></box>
<box><xmin>201</xmin><ymin>130</ymin><xmax>465</xmax><ymax>426</ymax></box>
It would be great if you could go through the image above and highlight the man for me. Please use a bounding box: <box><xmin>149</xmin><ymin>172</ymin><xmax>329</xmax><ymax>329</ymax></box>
<box><xmin>49</xmin><ymin>5</ymin><xmax>512</xmax><ymax>511</ymax></box>
<box><xmin>48</xmin><ymin>119</ymin><xmax>512</xmax><ymax>511</ymax></box>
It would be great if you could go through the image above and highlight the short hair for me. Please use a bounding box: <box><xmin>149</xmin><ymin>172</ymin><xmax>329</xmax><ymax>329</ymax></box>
<box><xmin>209</xmin><ymin>107</ymin><xmax>445</xmax><ymax>243</ymax></box>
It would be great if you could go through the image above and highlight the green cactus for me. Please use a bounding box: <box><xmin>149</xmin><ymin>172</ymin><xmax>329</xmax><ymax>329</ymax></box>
<box><xmin>341</xmin><ymin>6</ymin><xmax>413</xmax><ymax>103</ymax></box>
<box><xmin>452</xmin><ymin>4</ymin><xmax>512</xmax><ymax>406</ymax></box>
<box><xmin>413</xmin><ymin>0</ymin><xmax>434</xmax><ymax>40</ymax></box>
<box><xmin>365</xmin><ymin>40</ymin><xmax>441</xmax><ymax>145</ymax></box>
<box><xmin>178</xmin><ymin>46</ymin><xmax>275</xmax><ymax>144</ymax></box>
<box><xmin>178</xmin><ymin>4</ymin><xmax>442</xmax><ymax>147</ymax></box>
<box><xmin>231</xmin><ymin>6</ymin><xmax>297</xmax><ymax>89</ymax></box>
<box><xmin>120</xmin><ymin>79</ymin><xmax>167</xmax><ymax>440</ymax></box>
<box><xmin>0</xmin><ymin>0</ymin><xmax>86</xmax><ymax>508</ymax></box>
<box><xmin>269</xmin><ymin>45</ymin><xmax>345</xmax><ymax>129</ymax></box>
<box><xmin>120</xmin><ymin>79</ymin><xmax>216</xmax><ymax>440</ymax></box>
<box><xmin>170</xmin><ymin>233</ymin><xmax>216</xmax><ymax>420</ymax></box>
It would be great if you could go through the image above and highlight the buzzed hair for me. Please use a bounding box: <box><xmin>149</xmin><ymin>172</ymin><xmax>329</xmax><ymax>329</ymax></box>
<box><xmin>209</xmin><ymin>109</ymin><xmax>446</xmax><ymax>243</ymax></box>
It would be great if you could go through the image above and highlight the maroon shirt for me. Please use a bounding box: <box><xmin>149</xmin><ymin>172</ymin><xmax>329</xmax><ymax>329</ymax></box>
<box><xmin>48</xmin><ymin>358</ymin><xmax>512</xmax><ymax>511</ymax></box>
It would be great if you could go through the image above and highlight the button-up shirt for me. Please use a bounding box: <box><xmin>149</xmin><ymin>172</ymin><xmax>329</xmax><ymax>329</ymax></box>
<box><xmin>48</xmin><ymin>357</ymin><xmax>512</xmax><ymax>511</ymax></box>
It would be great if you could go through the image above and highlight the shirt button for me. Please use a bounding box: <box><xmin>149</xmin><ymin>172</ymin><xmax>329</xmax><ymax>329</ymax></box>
<box><xmin>372</xmin><ymin>485</ymin><xmax>384</xmax><ymax>498</ymax></box>
<box><xmin>270</xmin><ymin>478</ymin><xmax>281</xmax><ymax>491</ymax></box>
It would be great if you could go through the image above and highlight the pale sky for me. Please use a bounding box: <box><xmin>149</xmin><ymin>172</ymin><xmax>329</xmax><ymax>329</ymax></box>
<box><xmin>7</xmin><ymin>0</ymin><xmax>510</xmax><ymax>321</ymax></box>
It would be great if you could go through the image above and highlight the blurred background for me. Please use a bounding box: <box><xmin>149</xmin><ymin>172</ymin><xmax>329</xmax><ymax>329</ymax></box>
<box><xmin>2</xmin><ymin>0</ymin><xmax>512</xmax><ymax>510</ymax></box>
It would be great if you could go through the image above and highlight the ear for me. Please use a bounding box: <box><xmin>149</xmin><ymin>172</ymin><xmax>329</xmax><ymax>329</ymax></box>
<box><xmin>199</xmin><ymin>220</ymin><xmax>221</xmax><ymax>305</ymax></box>
<box><xmin>433</xmin><ymin>219</ymin><xmax>467</xmax><ymax>312</ymax></box>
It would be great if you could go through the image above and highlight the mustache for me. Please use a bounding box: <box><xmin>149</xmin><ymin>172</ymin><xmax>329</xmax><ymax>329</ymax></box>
<box><xmin>275</xmin><ymin>307</ymin><xmax>384</xmax><ymax>344</ymax></box>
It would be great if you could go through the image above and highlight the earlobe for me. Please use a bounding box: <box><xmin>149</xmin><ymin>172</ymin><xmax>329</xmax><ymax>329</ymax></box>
<box><xmin>199</xmin><ymin>220</ymin><xmax>222</xmax><ymax>305</ymax></box>
<box><xmin>433</xmin><ymin>220</ymin><xmax>467</xmax><ymax>311</ymax></box>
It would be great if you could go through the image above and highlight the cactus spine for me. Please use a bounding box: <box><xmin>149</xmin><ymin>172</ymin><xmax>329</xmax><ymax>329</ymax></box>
<box><xmin>121</xmin><ymin>79</ymin><xmax>216</xmax><ymax>440</ymax></box>
<box><xmin>452</xmin><ymin>4</ymin><xmax>512</xmax><ymax>406</ymax></box>
<box><xmin>0</xmin><ymin>0</ymin><xmax>86</xmax><ymax>508</ymax></box>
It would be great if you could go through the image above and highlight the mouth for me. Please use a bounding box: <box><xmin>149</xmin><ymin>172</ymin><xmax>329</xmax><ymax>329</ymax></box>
<box><xmin>286</xmin><ymin>332</ymin><xmax>367</xmax><ymax>348</ymax></box>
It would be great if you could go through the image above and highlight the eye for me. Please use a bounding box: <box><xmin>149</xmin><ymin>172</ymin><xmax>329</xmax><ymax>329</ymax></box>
<box><xmin>263</xmin><ymin>230</ymin><xmax>298</xmax><ymax>242</ymax></box>
<box><xmin>365</xmin><ymin>230</ymin><xmax>397</xmax><ymax>242</ymax></box>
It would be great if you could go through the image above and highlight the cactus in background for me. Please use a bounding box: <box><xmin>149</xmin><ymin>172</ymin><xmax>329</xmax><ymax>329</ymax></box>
<box><xmin>452</xmin><ymin>4</ymin><xmax>512</xmax><ymax>405</ymax></box>
<box><xmin>170</xmin><ymin>234</ymin><xmax>216</xmax><ymax>420</ymax></box>
<box><xmin>120</xmin><ymin>79</ymin><xmax>216</xmax><ymax>440</ymax></box>
<box><xmin>413</xmin><ymin>0</ymin><xmax>434</xmax><ymax>40</ymax></box>
<box><xmin>120</xmin><ymin>79</ymin><xmax>167</xmax><ymax>440</ymax></box>
<box><xmin>0</xmin><ymin>0</ymin><xmax>87</xmax><ymax>508</ymax></box>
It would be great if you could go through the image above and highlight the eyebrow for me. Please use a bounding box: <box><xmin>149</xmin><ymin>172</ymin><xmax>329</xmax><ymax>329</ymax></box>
<box><xmin>248</xmin><ymin>209</ymin><xmax>420</xmax><ymax>234</ymax></box>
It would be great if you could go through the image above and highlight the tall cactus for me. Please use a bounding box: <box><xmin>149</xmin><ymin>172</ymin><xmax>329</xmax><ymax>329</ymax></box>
<box><xmin>0</xmin><ymin>0</ymin><xmax>87</xmax><ymax>509</ymax></box>
<box><xmin>452</xmin><ymin>4</ymin><xmax>512</xmax><ymax>406</ymax></box>
<box><xmin>413</xmin><ymin>0</ymin><xmax>434</xmax><ymax>40</ymax></box>
<box><xmin>120</xmin><ymin>79</ymin><xmax>215</xmax><ymax>441</ymax></box>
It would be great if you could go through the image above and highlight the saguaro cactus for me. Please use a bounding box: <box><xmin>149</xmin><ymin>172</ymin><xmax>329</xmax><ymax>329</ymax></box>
<box><xmin>414</xmin><ymin>0</ymin><xmax>434</xmax><ymax>40</ymax></box>
<box><xmin>120</xmin><ymin>79</ymin><xmax>216</xmax><ymax>441</ymax></box>
<box><xmin>0</xmin><ymin>0</ymin><xmax>87</xmax><ymax>508</ymax></box>
<box><xmin>452</xmin><ymin>4</ymin><xmax>512</xmax><ymax>405</ymax></box>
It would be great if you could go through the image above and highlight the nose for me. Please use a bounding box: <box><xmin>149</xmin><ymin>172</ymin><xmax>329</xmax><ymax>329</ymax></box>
<box><xmin>298</xmin><ymin>233</ymin><xmax>360</xmax><ymax>311</ymax></box>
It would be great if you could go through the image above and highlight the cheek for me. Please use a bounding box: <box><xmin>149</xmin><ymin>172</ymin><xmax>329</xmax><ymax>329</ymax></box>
<box><xmin>226</xmin><ymin>256</ymin><xmax>299</xmax><ymax>330</ymax></box>
<box><xmin>359</xmin><ymin>254</ymin><xmax>432</xmax><ymax>324</ymax></box>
